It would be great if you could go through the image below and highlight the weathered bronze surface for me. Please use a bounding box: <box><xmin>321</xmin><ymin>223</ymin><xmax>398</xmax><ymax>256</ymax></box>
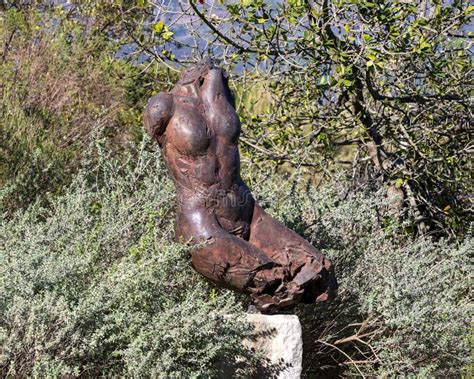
<box><xmin>144</xmin><ymin>58</ymin><xmax>337</xmax><ymax>312</ymax></box>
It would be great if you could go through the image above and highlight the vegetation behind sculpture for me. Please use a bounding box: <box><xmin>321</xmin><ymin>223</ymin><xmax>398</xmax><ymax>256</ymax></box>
<box><xmin>0</xmin><ymin>2</ymin><xmax>471</xmax><ymax>377</ymax></box>
<box><xmin>1</xmin><ymin>1</ymin><xmax>472</xmax><ymax>236</ymax></box>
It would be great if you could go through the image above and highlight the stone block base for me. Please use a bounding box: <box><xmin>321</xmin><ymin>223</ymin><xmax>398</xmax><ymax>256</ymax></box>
<box><xmin>245</xmin><ymin>314</ymin><xmax>303</xmax><ymax>378</ymax></box>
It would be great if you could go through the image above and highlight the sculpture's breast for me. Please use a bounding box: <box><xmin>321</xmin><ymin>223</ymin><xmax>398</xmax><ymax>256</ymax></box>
<box><xmin>206</xmin><ymin>102</ymin><xmax>240</xmax><ymax>144</ymax></box>
<box><xmin>198</xmin><ymin>68</ymin><xmax>241</xmax><ymax>144</ymax></box>
<box><xmin>167</xmin><ymin>103</ymin><xmax>210</xmax><ymax>156</ymax></box>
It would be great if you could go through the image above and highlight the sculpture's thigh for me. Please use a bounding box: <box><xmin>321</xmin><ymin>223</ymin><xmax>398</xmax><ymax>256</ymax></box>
<box><xmin>248</xmin><ymin>204</ymin><xmax>331</xmax><ymax>275</ymax></box>
<box><xmin>191</xmin><ymin>233</ymin><xmax>283</xmax><ymax>292</ymax></box>
<box><xmin>176</xmin><ymin>209</ymin><xmax>284</xmax><ymax>293</ymax></box>
<box><xmin>248</xmin><ymin>204</ymin><xmax>337</xmax><ymax>303</ymax></box>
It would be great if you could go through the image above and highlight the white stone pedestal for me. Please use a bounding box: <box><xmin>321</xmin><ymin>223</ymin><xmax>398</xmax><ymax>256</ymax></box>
<box><xmin>245</xmin><ymin>314</ymin><xmax>303</xmax><ymax>379</ymax></box>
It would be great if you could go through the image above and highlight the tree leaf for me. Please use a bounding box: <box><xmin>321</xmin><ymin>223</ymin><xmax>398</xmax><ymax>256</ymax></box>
<box><xmin>153</xmin><ymin>20</ymin><xmax>164</xmax><ymax>33</ymax></box>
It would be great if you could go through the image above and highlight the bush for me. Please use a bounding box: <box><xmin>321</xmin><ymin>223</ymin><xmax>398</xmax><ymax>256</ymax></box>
<box><xmin>252</xmin><ymin>174</ymin><xmax>471</xmax><ymax>377</ymax></box>
<box><xmin>0</xmin><ymin>7</ymin><xmax>173</xmax><ymax>213</ymax></box>
<box><xmin>0</xmin><ymin>142</ymin><xmax>260</xmax><ymax>377</ymax></box>
<box><xmin>1</xmin><ymin>143</ymin><xmax>469</xmax><ymax>377</ymax></box>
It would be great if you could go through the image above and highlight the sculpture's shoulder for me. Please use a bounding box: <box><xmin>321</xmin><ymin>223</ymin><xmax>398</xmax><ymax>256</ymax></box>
<box><xmin>144</xmin><ymin>92</ymin><xmax>175</xmax><ymax>139</ymax></box>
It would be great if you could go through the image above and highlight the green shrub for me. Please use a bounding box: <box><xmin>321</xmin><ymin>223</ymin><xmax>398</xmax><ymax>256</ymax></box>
<box><xmin>0</xmin><ymin>143</ymin><xmax>260</xmax><ymax>377</ymax></box>
<box><xmin>1</xmin><ymin>140</ymin><xmax>470</xmax><ymax>377</ymax></box>
<box><xmin>252</xmin><ymin>174</ymin><xmax>471</xmax><ymax>377</ymax></box>
<box><xmin>0</xmin><ymin>7</ymin><xmax>173</xmax><ymax>213</ymax></box>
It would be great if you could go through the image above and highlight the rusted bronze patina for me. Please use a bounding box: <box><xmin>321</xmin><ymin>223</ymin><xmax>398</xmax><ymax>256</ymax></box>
<box><xmin>144</xmin><ymin>58</ymin><xmax>337</xmax><ymax>312</ymax></box>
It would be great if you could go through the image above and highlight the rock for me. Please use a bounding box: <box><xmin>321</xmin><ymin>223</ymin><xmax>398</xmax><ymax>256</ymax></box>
<box><xmin>245</xmin><ymin>314</ymin><xmax>303</xmax><ymax>379</ymax></box>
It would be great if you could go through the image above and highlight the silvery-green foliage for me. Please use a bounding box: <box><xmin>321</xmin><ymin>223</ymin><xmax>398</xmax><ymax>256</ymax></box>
<box><xmin>252</xmin><ymin>174</ymin><xmax>471</xmax><ymax>377</ymax></box>
<box><xmin>353</xmin><ymin>233</ymin><xmax>471</xmax><ymax>376</ymax></box>
<box><xmin>1</xmin><ymin>142</ymin><xmax>470</xmax><ymax>377</ymax></box>
<box><xmin>0</xmin><ymin>142</ymin><xmax>258</xmax><ymax>377</ymax></box>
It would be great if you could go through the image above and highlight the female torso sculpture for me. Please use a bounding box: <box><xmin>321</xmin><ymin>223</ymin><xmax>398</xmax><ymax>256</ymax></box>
<box><xmin>144</xmin><ymin>58</ymin><xmax>336</xmax><ymax>312</ymax></box>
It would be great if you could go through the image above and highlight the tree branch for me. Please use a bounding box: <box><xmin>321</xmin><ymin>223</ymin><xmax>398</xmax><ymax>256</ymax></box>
<box><xmin>189</xmin><ymin>0</ymin><xmax>259</xmax><ymax>54</ymax></box>
<box><xmin>365</xmin><ymin>67</ymin><xmax>463</xmax><ymax>104</ymax></box>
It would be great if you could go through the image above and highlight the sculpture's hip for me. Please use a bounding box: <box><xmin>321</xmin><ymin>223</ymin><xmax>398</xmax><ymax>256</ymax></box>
<box><xmin>175</xmin><ymin>182</ymin><xmax>255</xmax><ymax>241</ymax></box>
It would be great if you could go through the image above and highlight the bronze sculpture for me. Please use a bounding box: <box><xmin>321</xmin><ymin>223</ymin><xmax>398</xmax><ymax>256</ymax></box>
<box><xmin>144</xmin><ymin>58</ymin><xmax>336</xmax><ymax>313</ymax></box>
